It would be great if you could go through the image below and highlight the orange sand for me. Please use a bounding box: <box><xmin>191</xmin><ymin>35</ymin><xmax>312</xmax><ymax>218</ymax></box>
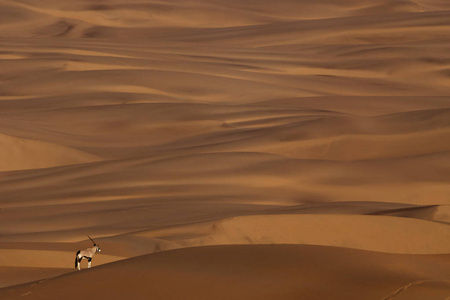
<box><xmin>0</xmin><ymin>0</ymin><xmax>449</xmax><ymax>298</ymax></box>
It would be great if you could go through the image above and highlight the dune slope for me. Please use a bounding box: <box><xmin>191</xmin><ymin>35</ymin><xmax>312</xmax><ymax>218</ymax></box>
<box><xmin>0</xmin><ymin>0</ymin><xmax>449</xmax><ymax>294</ymax></box>
<box><xmin>1</xmin><ymin>245</ymin><xmax>450</xmax><ymax>300</ymax></box>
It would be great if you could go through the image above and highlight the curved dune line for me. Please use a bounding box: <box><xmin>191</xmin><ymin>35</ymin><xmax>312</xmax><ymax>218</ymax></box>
<box><xmin>0</xmin><ymin>0</ymin><xmax>449</xmax><ymax>293</ymax></box>
<box><xmin>1</xmin><ymin>245</ymin><xmax>448</xmax><ymax>300</ymax></box>
<box><xmin>0</xmin><ymin>249</ymin><xmax>123</xmax><ymax>268</ymax></box>
<box><xmin>261</xmin><ymin>128</ymin><xmax>450</xmax><ymax>160</ymax></box>
<box><xmin>383</xmin><ymin>279</ymin><xmax>450</xmax><ymax>300</ymax></box>
<box><xmin>171</xmin><ymin>214</ymin><xmax>450</xmax><ymax>254</ymax></box>
<box><xmin>0</xmin><ymin>133</ymin><xmax>101</xmax><ymax>172</ymax></box>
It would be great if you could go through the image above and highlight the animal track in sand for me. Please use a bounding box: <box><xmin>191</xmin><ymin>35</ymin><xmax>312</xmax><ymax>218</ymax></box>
<box><xmin>383</xmin><ymin>279</ymin><xmax>450</xmax><ymax>300</ymax></box>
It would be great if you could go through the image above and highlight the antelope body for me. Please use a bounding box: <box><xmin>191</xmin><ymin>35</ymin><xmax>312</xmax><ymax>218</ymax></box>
<box><xmin>75</xmin><ymin>236</ymin><xmax>101</xmax><ymax>270</ymax></box>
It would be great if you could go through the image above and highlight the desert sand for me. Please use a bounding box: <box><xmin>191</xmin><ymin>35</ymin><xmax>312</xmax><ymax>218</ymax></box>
<box><xmin>0</xmin><ymin>0</ymin><xmax>449</xmax><ymax>299</ymax></box>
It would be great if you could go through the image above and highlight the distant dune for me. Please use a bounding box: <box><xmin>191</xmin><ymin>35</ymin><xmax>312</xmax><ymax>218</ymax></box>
<box><xmin>0</xmin><ymin>133</ymin><xmax>100</xmax><ymax>171</ymax></box>
<box><xmin>0</xmin><ymin>0</ymin><xmax>449</xmax><ymax>297</ymax></box>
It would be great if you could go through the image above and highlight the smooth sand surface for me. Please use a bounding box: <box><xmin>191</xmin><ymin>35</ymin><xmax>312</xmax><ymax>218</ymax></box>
<box><xmin>1</xmin><ymin>245</ymin><xmax>450</xmax><ymax>300</ymax></box>
<box><xmin>0</xmin><ymin>0</ymin><xmax>449</xmax><ymax>297</ymax></box>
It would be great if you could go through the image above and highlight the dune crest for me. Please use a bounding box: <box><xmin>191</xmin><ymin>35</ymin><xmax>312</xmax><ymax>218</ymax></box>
<box><xmin>171</xmin><ymin>214</ymin><xmax>450</xmax><ymax>254</ymax></box>
<box><xmin>1</xmin><ymin>245</ymin><xmax>450</xmax><ymax>300</ymax></box>
<box><xmin>0</xmin><ymin>0</ymin><xmax>449</xmax><ymax>296</ymax></box>
<box><xmin>0</xmin><ymin>133</ymin><xmax>100</xmax><ymax>171</ymax></box>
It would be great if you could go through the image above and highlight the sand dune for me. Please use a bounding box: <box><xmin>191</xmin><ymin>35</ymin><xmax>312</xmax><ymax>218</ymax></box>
<box><xmin>154</xmin><ymin>214</ymin><xmax>450</xmax><ymax>254</ymax></box>
<box><xmin>0</xmin><ymin>249</ymin><xmax>122</xmax><ymax>268</ymax></box>
<box><xmin>0</xmin><ymin>133</ymin><xmax>100</xmax><ymax>171</ymax></box>
<box><xmin>2</xmin><ymin>0</ymin><xmax>443</xmax><ymax>40</ymax></box>
<box><xmin>0</xmin><ymin>0</ymin><xmax>449</xmax><ymax>296</ymax></box>
<box><xmin>0</xmin><ymin>267</ymin><xmax>68</xmax><ymax>289</ymax></box>
<box><xmin>1</xmin><ymin>245</ymin><xmax>450</xmax><ymax>300</ymax></box>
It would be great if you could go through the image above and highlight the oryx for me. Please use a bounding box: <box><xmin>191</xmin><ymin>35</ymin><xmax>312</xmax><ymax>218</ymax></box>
<box><xmin>75</xmin><ymin>235</ymin><xmax>101</xmax><ymax>270</ymax></box>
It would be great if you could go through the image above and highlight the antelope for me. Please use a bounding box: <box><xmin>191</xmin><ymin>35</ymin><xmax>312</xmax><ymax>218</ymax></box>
<box><xmin>75</xmin><ymin>235</ymin><xmax>101</xmax><ymax>270</ymax></box>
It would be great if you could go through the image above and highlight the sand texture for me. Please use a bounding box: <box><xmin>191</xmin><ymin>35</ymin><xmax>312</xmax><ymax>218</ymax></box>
<box><xmin>0</xmin><ymin>0</ymin><xmax>449</xmax><ymax>298</ymax></box>
<box><xmin>2</xmin><ymin>245</ymin><xmax>450</xmax><ymax>300</ymax></box>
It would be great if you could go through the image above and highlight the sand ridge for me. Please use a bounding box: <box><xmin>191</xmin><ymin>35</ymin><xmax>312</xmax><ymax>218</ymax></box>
<box><xmin>1</xmin><ymin>245</ymin><xmax>450</xmax><ymax>300</ymax></box>
<box><xmin>0</xmin><ymin>0</ymin><xmax>449</xmax><ymax>297</ymax></box>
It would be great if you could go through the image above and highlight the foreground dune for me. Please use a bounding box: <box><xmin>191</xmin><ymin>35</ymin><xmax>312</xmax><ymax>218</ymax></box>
<box><xmin>0</xmin><ymin>0</ymin><xmax>449</xmax><ymax>295</ymax></box>
<box><xmin>0</xmin><ymin>267</ymin><xmax>68</xmax><ymax>292</ymax></box>
<box><xmin>1</xmin><ymin>245</ymin><xmax>450</xmax><ymax>300</ymax></box>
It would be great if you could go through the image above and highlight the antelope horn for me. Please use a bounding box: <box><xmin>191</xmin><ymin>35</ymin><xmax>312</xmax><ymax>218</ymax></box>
<box><xmin>87</xmin><ymin>235</ymin><xmax>96</xmax><ymax>245</ymax></box>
